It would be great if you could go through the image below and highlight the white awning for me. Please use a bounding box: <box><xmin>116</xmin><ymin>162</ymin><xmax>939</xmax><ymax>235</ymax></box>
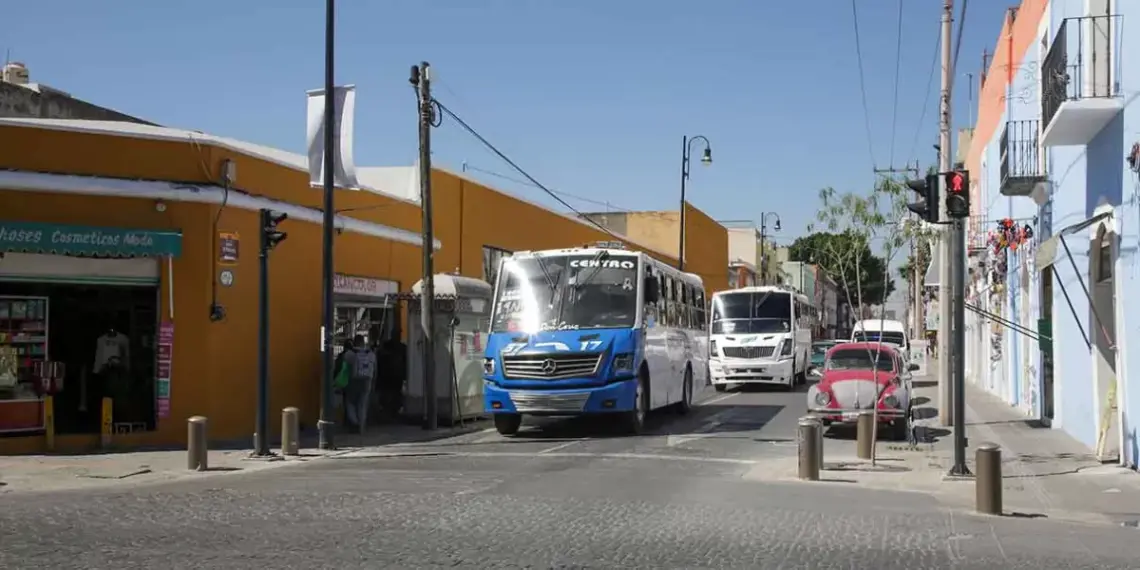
<box><xmin>1034</xmin><ymin>211</ymin><xmax>1111</xmax><ymax>270</ymax></box>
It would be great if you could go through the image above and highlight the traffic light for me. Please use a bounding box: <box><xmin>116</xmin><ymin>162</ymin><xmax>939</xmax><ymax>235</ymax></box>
<box><xmin>905</xmin><ymin>173</ymin><xmax>940</xmax><ymax>223</ymax></box>
<box><xmin>260</xmin><ymin>209</ymin><xmax>288</xmax><ymax>252</ymax></box>
<box><xmin>943</xmin><ymin>169</ymin><xmax>970</xmax><ymax>219</ymax></box>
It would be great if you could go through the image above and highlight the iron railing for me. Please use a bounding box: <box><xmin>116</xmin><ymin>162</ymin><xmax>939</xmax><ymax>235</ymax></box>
<box><xmin>999</xmin><ymin>119</ymin><xmax>1043</xmax><ymax>189</ymax></box>
<box><xmin>1042</xmin><ymin>14</ymin><xmax>1123</xmax><ymax>128</ymax></box>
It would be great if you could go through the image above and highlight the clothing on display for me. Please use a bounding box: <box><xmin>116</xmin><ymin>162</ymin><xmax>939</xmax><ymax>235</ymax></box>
<box><xmin>94</xmin><ymin>329</ymin><xmax>130</xmax><ymax>374</ymax></box>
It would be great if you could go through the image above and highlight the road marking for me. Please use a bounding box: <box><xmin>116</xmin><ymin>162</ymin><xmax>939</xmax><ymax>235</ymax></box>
<box><xmin>666</xmin><ymin>421</ymin><xmax>724</xmax><ymax>447</ymax></box>
<box><xmin>538</xmin><ymin>440</ymin><xmax>585</xmax><ymax>454</ymax></box>
<box><xmin>696</xmin><ymin>391</ymin><xmax>738</xmax><ymax>406</ymax></box>
<box><xmin>335</xmin><ymin>449</ymin><xmax>758</xmax><ymax>465</ymax></box>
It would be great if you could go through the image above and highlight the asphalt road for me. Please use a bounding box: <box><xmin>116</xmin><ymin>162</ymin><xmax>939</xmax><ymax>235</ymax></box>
<box><xmin>2</xmin><ymin>383</ymin><xmax>1138</xmax><ymax>569</ymax></box>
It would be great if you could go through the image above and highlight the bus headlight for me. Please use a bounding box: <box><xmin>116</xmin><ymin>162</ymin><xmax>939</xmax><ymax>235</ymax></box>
<box><xmin>483</xmin><ymin>357</ymin><xmax>495</xmax><ymax>375</ymax></box>
<box><xmin>779</xmin><ymin>340</ymin><xmax>794</xmax><ymax>357</ymax></box>
<box><xmin>709</xmin><ymin>340</ymin><xmax>718</xmax><ymax>357</ymax></box>
<box><xmin>612</xmin><ymin>353</ymin><xmax>634</xmax><ymax>371</ymax></box>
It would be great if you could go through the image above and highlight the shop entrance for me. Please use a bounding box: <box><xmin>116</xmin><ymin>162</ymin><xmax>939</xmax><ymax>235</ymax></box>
<box><xmin>0</xmin><ymin>252</ymin><xmax>162</xmax><ymax>436</ymax></box>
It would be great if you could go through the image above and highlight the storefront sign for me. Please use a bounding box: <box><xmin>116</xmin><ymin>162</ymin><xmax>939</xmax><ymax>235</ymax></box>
<box><xmin>334</xmin><ymin>274</ymin><xmax>398</xmax><ymax>298</ymax></box>
<box><xmin>0</xmin><ymin>220</ymin><xmax>183</xmax><ymax>258</ymax></box>
<box><xmin>218</xmin><ymin>232</ymin><xmax>240</xmax><ymax>265</ymax></box>
<box><xmin>156</xmin><ymin>322</ymin><xmax>174</xmax><ymax>419</ymax></box>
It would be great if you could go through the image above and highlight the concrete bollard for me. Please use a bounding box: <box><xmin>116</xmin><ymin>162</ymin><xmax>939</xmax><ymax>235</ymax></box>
<box><xmin>975</xmin><ymin>442</ymin><xmax>1003</xmax><ymax>515</ymax></box>
<box><xmin>797</xmin><ymin>416</ymin><xmax>822</xmax><ymax>481</ymax></box>
<box><xmin>187</xmin><ymin>416</ymin><xmax>209</xmax><ymax>471</ymax></box>
<box><xmin>856</xmin><ymin>410</ymin><xmax>875</xmax><ymax>460</ymax></box>
<box><xmin>281</xmin><ymin>407</ymin><xmax>300</xmax><ymax>456</ymax></box>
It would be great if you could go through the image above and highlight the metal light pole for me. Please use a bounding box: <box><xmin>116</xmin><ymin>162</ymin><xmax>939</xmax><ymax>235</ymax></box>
<box><xmin>758</xmin><ymin>212</ymin><xmax>781</xmax><ymax>285</ymax></box>
<box><xmin>678</xmin><ymin>135</ymin><xmax>713</xmax><ymax>271</ymax></box>
<box><xmin>317</xmin><ymin>0</ymin><xmax>337</xmax><ymax>450</ymax></box>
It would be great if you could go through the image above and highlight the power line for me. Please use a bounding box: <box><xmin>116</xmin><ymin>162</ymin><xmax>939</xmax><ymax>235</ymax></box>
<box><xmin>460</xmin><ymin>163</ymin><xmax>634</xmax><ymax>213</ymax></box>
<box><xmin>949</xmin><ymin>0</ymin><xmax>969</xmax><ymax>94</ymax></box>
<box><xmin>849</xmin><ymin>0</ymin><xmax>878</xmax><ymax>168</ymax></box>
<box><xmin>905</xmin><ymin>25</ymin><xmax>942</xmax><ymax>166</ymax></box>
<box><xmin>432</xmin><ymin>99</ymin><xmax>627</xmax><ymax>241</ymax></box>
<box><xmin>888</xmin><ymin>0</ymin><xmax>905</xmax><ymax>167</ymax></box>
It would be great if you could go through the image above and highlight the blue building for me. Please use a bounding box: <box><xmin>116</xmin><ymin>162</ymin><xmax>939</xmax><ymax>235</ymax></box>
<box><xmin>965</xmin><ymin>0</ymin><xmax>1136</xmax><ymax>466</ymax></box>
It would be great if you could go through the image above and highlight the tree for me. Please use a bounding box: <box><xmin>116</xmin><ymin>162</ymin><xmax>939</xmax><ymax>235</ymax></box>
<box><xmin>805</xmin><ymin>176</ymin><xmax>941</xmax><ymax>463</ymax></box>
<box><xmin>788</xmin><ymin>232</ymin><xmax>894</xmax><ymax>306</ymax></box>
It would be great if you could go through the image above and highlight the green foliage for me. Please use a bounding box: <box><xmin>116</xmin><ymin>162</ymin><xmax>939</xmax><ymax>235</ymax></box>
<box><xmin>788</xmin><ymin>232</ymin><xmax>892</xmax><ymax>306</ymax></box>
<box><xmin>803</xmin><ymin>177</ymin><xmax>940</xmax><ymax>313</ymax></box>
<box><xmin>898</xmin><ymin>239</ymin><xmax>932</xmax><ymax>285</ymax></box>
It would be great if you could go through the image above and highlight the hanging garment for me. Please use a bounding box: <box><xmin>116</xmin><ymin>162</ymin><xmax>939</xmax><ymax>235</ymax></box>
<box><xmin>95</xmin><ymin>332</ymin><xmax>130</xmax><ymax>374</ymax></box>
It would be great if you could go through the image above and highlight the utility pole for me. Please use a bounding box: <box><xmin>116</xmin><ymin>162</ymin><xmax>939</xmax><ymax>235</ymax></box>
<box><xmin>937</xmin><ymin>0</ymin><xmax>954</xmax><ymax>430</ymax></box>
<box><xmin>317</xmin><ymin>0</ymin><xmax>337</xmax><ymax>451</ymax></box>
<box><xmin>873</xmin><ymin>162</ymin><xmax>921</xmax><ymax>337</ymax></box>
<box><xmin>411</xmin><ymin>62</ymin><xmax>437</xmax><ymax>431</ymax></box>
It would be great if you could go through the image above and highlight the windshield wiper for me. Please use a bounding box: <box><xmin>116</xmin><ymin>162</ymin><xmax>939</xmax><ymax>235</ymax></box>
<box><xmin>533</xmin><ymin>254</ymin><xmax>558</xmax><ymax>294</ymax></box>
<box><xmin>575</xmin><ymin>250</ymin><xmax>610</xmax><ymax>290</ymax></box>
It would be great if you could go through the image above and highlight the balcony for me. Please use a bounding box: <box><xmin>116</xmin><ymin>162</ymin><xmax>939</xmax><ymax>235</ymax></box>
<box><xmin>999</xmin><ymin>120</ymin><xmax>1047</xmax><ymax>198</ymax></box>
<box><xmin>1041</xmin><ymin>14</ymin><xmax>1124</xmax><ymax>147</ymax></box>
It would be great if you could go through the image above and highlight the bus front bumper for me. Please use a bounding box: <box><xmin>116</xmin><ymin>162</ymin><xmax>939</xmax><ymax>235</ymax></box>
<box><xmin>710</xmin><ymin>358</ymin><xmax>794</xmax><ymax>386</ymax></box>
<box><xmin>484</xmin><ymin>379</ymin><xmax>637</xmax><ymax>416</ymax></box>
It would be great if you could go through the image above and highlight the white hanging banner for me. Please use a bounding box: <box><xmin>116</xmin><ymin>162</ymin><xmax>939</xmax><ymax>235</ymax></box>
<box><xmin>306</xmin><ymin>85</ymin><xmax>359</xmax><ymax>189</ymax></box>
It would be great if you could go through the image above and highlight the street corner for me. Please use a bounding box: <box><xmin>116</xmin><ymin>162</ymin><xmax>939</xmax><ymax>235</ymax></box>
<box><xmin>740</xmin><ymin>442</ymin><xmax>950</xmax><ymax>496</ymax></box>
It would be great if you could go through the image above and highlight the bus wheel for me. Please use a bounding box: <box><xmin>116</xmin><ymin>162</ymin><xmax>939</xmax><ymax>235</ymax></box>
<box><xmin>676</xmin><ymin>366</ymin><xmax>694</xmax><ymax>415</ymax></box>
<box><xmin>624</xmin><ymin>373</ymin><xmax>648</xmax><ymax>434</ymax></box>
<box><xmin>494</xmin><ymin>413</ymin><xmax>522</xmax><ymax>436</ymax></box>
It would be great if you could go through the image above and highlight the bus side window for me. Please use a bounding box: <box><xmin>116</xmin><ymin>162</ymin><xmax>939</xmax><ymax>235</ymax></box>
<box><xmin>697</xmin><ymin>291</ymin><xmax>707</xmax><ymax>328</ymax></box>
<box><xmin>678</xmin><ymin>283</ymin><xmax>689</xmax><ymax>329</ymax></box>
<box><xmin>657</xmin><ymin>274</ymin><xmax>667</xmax><ymax>319</ymax></box>
<box><xmin>686</xmin><ymin>285</ymin><xmax>697</xmax><ymax>331</ymax></box>
<box><xmin>664</xmin><ymin>276</ymin><xmax>675</xmax><ymax>327</ymax></box>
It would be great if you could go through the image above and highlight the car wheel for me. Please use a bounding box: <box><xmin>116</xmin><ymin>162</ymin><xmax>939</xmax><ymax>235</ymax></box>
<box><xmin>891</xmin><ymin>418</ymin><xmax>910</xmax><ymax>441</ymax></box>
<box><xmin>677</xmin><ymin>367</ymin><xmax>694</xmax><ymax>415</ymax></box>
<box><xmin>493</xmin><ymin>413</ymin><xmax>522</xmax><ymax>436</ymax></box>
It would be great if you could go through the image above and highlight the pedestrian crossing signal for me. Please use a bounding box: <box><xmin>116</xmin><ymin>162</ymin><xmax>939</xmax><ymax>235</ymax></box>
<box><xmin>943</xmin><ymin>170</ymin><xmax>970</xmax><ymax>219</ymax></box>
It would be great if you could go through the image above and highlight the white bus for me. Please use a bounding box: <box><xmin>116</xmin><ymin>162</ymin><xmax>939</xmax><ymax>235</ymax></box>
<box><xmin>708</xmin><ymin>286</ymin><xmax>814</xmax><ymax>391</ymax></box>
<box><xmin>483</xmin><ymin>244</ymin><xmax>708</xmax><ymax>435</ymax></box>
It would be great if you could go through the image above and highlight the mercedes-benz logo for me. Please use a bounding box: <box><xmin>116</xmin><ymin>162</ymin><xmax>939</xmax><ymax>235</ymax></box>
<box><xmin>541</xmin><ymin>359</ymin><xmax>558</xmax><ymax>375</ymax></box>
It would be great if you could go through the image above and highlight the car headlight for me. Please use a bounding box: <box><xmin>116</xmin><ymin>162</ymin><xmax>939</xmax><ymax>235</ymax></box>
<box><xmin>612</xmin><ymin>352</ymin><xmax>633</xmax><ymax>371</ymax></box>
<box><xmin>882</xmin><ymin>395</ymin><xmax>900</xmax><ymax>408</ymax></box>
<box><xmin>814</xmin><ymin>391</ymin><xmax>831</xmax><ymax>406</ymax></box>
<box><xmin>483</xmin><ymin>357</ymin><xmax>495</xmax><ymax>375</ymax></box>
<box><xmin>709</xmin><ymin>339</ymin><xmax>718</xmax><ymax>356</ymax></box>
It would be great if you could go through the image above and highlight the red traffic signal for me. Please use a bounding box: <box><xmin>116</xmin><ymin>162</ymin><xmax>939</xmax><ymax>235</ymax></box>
<box><xmin>943</xmin><ymin>170</ymin><xmax>970</xmax><ymax>219</ymax></box>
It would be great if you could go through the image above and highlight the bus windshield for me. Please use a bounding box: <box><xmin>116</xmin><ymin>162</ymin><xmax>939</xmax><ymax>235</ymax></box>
<box><xmin>490</xmin><ymin>253</ymin><xmax>639</xmax><ymax>333</ymax></box>
<box><xmin>711</xmin><ymin>291</ymin><xmax>791</xmax><ymax>335</ymax></box>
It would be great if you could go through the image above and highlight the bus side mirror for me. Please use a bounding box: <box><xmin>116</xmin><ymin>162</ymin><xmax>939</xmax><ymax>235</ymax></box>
<box><xmin>644</xmin><ymin>278</ymin><xmax>660</xmax><ymax>303</ymax></box>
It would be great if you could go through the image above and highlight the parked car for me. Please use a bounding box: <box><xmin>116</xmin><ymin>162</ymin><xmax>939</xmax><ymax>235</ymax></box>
<box><xmin>805</xmin><ymin>342</ymin><xmax>919</xmax><ymax>440</ymax></box>
<box><xmin>808</xmin><ymin>340</ymin><xmax>840</xmax><ymax>377</ymax></box>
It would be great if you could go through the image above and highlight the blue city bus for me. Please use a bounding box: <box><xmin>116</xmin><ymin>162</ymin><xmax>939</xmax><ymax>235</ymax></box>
<box><xmin>482</xmin><ymin>245</ymin><xmax>708</xmax><ymax>435</ymax></box>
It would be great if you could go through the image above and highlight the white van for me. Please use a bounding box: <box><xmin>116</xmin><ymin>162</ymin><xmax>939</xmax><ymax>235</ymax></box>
<box><xmin>851</xmin><ymin>319</ymin><xmax>910</xmax><ymax>361</ymax></box>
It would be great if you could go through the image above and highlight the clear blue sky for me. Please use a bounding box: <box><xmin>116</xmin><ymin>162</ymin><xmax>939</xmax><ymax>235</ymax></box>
<box><xmin>7</xmin><ymin>0</ymin><xmax>1009</xmax><ymax>249</ymax></box>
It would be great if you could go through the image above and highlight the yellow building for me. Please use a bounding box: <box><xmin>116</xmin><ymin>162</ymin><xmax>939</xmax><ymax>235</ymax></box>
<box><xmin>0</xmin><ymin>118</ymin><xmax>728</xmax><ymax>453</ymax></box>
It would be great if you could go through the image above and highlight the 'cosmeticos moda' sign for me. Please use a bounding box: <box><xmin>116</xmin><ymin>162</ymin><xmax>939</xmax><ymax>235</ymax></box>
<box><xmin>0</xmin><ymin>221</ymin><xmax>183</xmax><ymax>258</ymax></box>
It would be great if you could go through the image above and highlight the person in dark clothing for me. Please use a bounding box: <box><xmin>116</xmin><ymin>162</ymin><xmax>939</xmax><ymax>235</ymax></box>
<box><xmin>334</xmin><ymin>337</ymin><xmax>354</xmax><ymax>427</ymax></box>
<box><xmin>378</xmin><ymin>338</ymin><xmax>407</xmax><ymax>421</ymax></box>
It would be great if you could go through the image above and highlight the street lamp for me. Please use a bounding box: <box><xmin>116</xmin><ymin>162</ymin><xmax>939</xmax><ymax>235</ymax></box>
<box><xmin>758</xmin><ymin>212</ymin><xmax>782</xmax><ymax>284</ymax></box>
<box><xmin>678</xmin><ymin>135</ymin><xmax>713</xmax><ymax>271</ymax></box>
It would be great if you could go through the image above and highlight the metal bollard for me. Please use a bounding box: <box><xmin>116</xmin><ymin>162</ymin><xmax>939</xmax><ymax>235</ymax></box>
<box><xmin>281</xmin><ymin>407</ymin><xmax>300</xmax><ymax>456</ymax></box>
<box><xmin>856</xmin><ymin>410</ymin><xmax>875</xmax><ymax>460</ymax></box>
<box><xmin>797</xmin><ymin>416</ymin><xmax>822</xmax><ymax>481</ymax></box>
<box><xmin>187</xmin><ymin>416</ymin><xmax>208</xmax><ymax>471</ymax></box>
<box><xmin>975</xmin><ymin>442</ymin><xmax>1003</xmax><ymax>515</ymax></box>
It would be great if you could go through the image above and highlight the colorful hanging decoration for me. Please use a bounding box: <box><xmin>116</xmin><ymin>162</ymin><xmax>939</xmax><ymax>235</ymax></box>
<box><xmin>987</xmin><ymin>218</ymin><xmax>1034</xmax><ymax>254</ymax></box>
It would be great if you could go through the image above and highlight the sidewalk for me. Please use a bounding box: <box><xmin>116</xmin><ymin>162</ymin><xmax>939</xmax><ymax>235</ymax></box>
<box><xmin>0</xmin><ymin>420</ymin><xmax>489</xmax><ymax>495</ymax></box>
<box><xmin>743</xmin><ymin>365</ymin><xmax>1140</xmax><ymax>525</ymax></box>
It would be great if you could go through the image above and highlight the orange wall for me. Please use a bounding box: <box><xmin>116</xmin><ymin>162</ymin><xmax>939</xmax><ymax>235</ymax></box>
<box><xmin>967</xmin><ymin>1</ymin><xmax>1048</xmax><ymax>235</ymax></box>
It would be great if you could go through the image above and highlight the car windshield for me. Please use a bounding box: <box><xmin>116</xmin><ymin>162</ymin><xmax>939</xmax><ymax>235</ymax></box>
<box><xmin>711</xmin><ymin>291</ymin><xmax>791</xmax><ymax>334</ymax></box>
<box><xmin>490</xmin><ymin>253</ymin><xmax>639</xmax><ymax>333</ymax></box>
<box><xmin>825</xmin><ymin>348</ymin><xmax>895</xmax><ymax>372</ymax></box>
<box><xmin>852</xmin><ymin>330</ymin><xmax>906</xmax><ymax>347</ymax></box>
